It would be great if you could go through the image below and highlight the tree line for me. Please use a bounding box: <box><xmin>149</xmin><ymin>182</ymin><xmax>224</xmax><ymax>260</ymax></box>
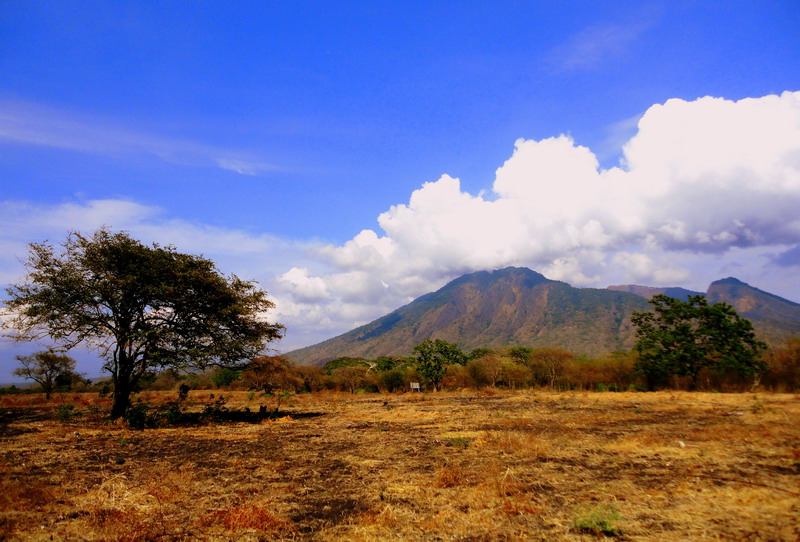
<box><xmin>3</xmin><ymin>230</ymin><xmax>798</xmax><ymax>421</ymax></box>
<box><xmin>11</xmin><ymin>334</ymin><xmax>799</xmax><ymax>399</ymax></box>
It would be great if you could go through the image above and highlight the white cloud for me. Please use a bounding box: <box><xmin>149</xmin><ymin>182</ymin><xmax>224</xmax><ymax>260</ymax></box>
<box><xmin>3</xmin><ymin>91</ymin><xmax>800</xmax><ymax>364</ymax></box>
<box><xmin>272</xmin><ymin>91</ymin><xmax>800</xmax><ymax>345</ymax></box>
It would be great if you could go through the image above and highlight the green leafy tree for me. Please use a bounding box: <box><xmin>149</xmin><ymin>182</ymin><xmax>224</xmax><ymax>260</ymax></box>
<box><xmin>632</xmin><ymin>294</ymin><xmax>766</xmax><ymax>390</ymax></box>
<box><xmin>211</xmin><ymin>367</ymin><xmax>242</xmax><ymax>388</ymax></box>
<box><xmin>14</xmin><ymin>350</ymin><xmax>79</xmax><ymax>399</ymax></box>
<box><xmin>508</xmin><ymin>346</ymin><xmax>534</xmax><ymax>364</ymax></box>
<box><xmin>412</xmin><ymin>338</ymin><xmax>467</xmax><ymax>391</ymax></box>
<box><xmin>4</xmin><ymin>229</ymin><xmax>284</xmax><ymax>418</ymax></box>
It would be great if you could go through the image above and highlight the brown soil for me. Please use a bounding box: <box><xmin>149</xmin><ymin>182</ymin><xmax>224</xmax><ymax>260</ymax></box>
<box><xmin>1</xmin><ymin>390</ymin><xmax>798</xmax><ymax>540</ymax></box>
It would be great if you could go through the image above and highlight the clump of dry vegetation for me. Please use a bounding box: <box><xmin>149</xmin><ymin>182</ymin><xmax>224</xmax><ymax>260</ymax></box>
<box><xmin>1</xmin><ymin>389</ymin><xmax>798</xmax><ymax>540</ymax></box>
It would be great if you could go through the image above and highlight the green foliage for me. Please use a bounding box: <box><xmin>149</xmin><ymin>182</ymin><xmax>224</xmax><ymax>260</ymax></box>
<box><xmin>201</xmin><ymin>395</ymin><xmax>229</xmax><ymax>422</ymax></box>
<box><xmin>467</xmin><ymin>347</ymin><xmax>492</xmax><ymax>361</ymax></box>
<box><xmin>573</xmin><ymin>504</ymin><xmax>622</xmax><ymax>536</ymax></box>
<box><xmin>4</xmin><ymin>229</ymin><xmax>284</xmax><ymax>419</ymax></box>
<box><xmin>508</xmin><ymin>346</ymin><xmax>534</xmax><ymax>364</ymax></box>
<box><xmin>445</xmin><ymin>437</ymin><xmax>472</xmax><ymax>449</ymax></box>
<box><xmin>412</xmin><ymin>338</ymin><xmax>467</xmax><ymax>391</ymax></box>
<box><xmin>379</xmin><ymin>369</ymin><xmax>406</xmax><ymax>392</ymax></box>
<box><xmin>57</xmin><ymin>404</ymin><xmax>76</xmax><ymax>423</ymax></box>
<box><xmin>124</xmin><ymin>403</ymin><xmax>149</xmax><ymax>430</ymax></box>
<box><xmin>322</xmin><ymin>357</ymin><xmax>370</xmax><ymax>375</ymax></box>
<box><xmin>632</xmin><ymin>295</ymin><xmax>767</xmax><ymax>390</ymax></box>
<box><xmin>212</xmin><ymin>367</ymin><xmax>241</xmax><ymax>388</ymax></box>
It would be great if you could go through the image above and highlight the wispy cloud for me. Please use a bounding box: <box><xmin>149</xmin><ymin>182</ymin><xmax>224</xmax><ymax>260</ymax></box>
<box><xmin>0</xmin><ymin>99</ymin><xmax>280</xmax><ymax>175</ymax></box>
<box><xmin>545</xmin><ymin>20</ymin><xmax>651</xmax><ymax>73</ymax></box>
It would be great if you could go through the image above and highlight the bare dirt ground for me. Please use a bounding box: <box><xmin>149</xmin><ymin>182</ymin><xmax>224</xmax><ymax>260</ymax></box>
<box><xmin>1</xmin><ymin>389</ymin><xmax>798</xmax><ymax>541</ymax></box>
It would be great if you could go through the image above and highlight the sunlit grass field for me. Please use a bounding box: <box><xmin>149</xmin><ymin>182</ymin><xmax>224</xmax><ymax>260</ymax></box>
<box><xmin>1</xmin><ymin>389</ymin><xmax>798</xmax><ymax>540</ymax></box>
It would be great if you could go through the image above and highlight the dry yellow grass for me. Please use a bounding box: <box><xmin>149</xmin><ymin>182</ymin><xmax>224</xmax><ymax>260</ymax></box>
<box><xmin>0</xmin><ymin>389</ymin><xmax>798</xmax><ymax>540</ymax></box>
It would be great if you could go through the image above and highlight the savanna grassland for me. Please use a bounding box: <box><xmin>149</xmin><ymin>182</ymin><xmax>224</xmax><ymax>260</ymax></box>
<box><xmin>1</xmin><ymin>390</ymin><xmax>798</xmax><ymax>541</ymax></box>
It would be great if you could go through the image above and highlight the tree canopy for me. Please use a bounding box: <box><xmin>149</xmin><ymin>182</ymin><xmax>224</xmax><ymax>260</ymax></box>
<box><xmin>631</xmin><ymin>294</ymin><xmax>766</xmax><ymax>390</ymax></box>
<box><xmin>412</xmin><ymin>338</ymin><xmax>467</xmax><ymax>391</ymax></box>
<box><xmin>14</xmin><ymin>350</ymin><xmax>80</xmax><ymax>399</ymax></box>
<box><xmin>4</xmin><ymin>229</ymin><xmax>284</xmax><ymax>418</ymax></box>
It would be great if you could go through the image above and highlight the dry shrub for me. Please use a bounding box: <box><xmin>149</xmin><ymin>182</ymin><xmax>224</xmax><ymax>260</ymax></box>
<box><xmin>434</xmin><ymin>464</ymin><xmax>465</xmax><ymax>488</ymax></box>
<box><xmin>479</xmin><ymin>430</ymin><xmax>552</xmax><ymax>457</ymax></box>
<box><xmin>495</xmin><ymin>467</ymin><xmax>527</xmax><ymax>497</ymax></box>
<box><xmin>501</xmin><ymin>495</ymin><xmax>539</xmax><ymax>516</ymax></box>
<box><xmin>0</xmin><ymin>473</ymin><xmax>55</xmax><ymax>510</ymax></box>
<box><xmin>202</xmin><ymin>502</ymin><xmax>291</xmax><ymax>533</ymax></box>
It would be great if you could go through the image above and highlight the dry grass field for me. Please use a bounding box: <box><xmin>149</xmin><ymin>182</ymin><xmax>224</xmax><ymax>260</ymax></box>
<box><xmin>1</xmin><ymin>389</ymin><xmax>798</xmax><ymax>541</ymax></box>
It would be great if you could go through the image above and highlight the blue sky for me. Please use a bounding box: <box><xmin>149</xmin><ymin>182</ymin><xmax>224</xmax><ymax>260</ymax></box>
<box><xmin>2</xmin><ymin>2</ymin><xmax>800</xmax><ymax>380</ymax></box>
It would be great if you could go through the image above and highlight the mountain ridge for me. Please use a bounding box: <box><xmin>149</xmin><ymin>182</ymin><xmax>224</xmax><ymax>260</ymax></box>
<box><xmin>287</xmin><ymin>267</ymin><xmax>800</xmax><ymax>366</ymax></box>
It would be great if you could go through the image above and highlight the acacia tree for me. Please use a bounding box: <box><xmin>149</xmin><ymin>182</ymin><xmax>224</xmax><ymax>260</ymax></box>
<box><xmin>412</xmin><ymin>338</ymin><xmax>467</xmax><ymax>391</ymax></box>
<box><xmin>241</xmin><ymin>355</ymin><xmax>301</xmax><ymax>410</ymax></box>
<box><xmin>14</xmin><ymin>350</ymin><xmax>79</xmax><ymax>399</ymax></box>
<box><xmin>632</xmin><ymin>294</ymin><xmax>766</xmax><ymax>390</ymax></box>
<box><xmin>4</xmin><ymin>229</ymin><xmax>284</xmax><ymax>418</ymax></box>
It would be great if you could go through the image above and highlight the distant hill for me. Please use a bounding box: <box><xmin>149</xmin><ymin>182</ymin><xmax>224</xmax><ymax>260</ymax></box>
<box><xmin>607</xmin><ymin>284</ymin><xmax>703</xmax><ymax>302</ymax></box>
<box><xmin>609</xmin><ymin>277</ymin><xmax>800</xmax><ymax>345</ymax></box>
<box><xmin>288</xmin><ymin>268</ymin><xmax>800</xmax><ymax>366</ymax></box>
<box><xmin>287</xmin><ymin>267</ymin><xmax>651</xmax><ymax>365</ymax></box>
<box><xmin>705</xmin><ymin>277</ymin><xmax>800</xmax><ymax>344</ymax></box>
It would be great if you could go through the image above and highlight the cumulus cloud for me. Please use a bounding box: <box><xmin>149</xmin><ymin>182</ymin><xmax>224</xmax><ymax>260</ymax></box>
<box><xmin>3</xmin><ymin>91</ymin><xmax>800</xmax><ymax>356</ymax></box>
<box><xmin>271</xmin><ymin>91</ymin><xmax>800</xmax><ymax>345</ymax></box>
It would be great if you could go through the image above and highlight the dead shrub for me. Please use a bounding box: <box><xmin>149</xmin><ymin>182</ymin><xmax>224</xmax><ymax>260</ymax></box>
<box><xmin>202</xmin><ymin>503</ymin><xmax>291</xmax><ymax>533</ymax></box>
<box><xmin>434</xmin><ymin>464</ymin><xmax>465</xmax><ymax>488</ymax></box>
<box><xmin>0</xmin><ymin>474</ymin><xmax>54</xmax><ymax>510</ymax></box>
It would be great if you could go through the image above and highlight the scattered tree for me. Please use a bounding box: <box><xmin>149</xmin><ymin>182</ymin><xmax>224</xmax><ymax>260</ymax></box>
<box><xmin>241</xmin><ymin>355</ymin><xmax>300</xmax><ymax>410</ymax></box>
<box><xmin>412</xmin><ymin>338</ymin><xmax>467</xmax><ymax>391</ymax></box>
<box><xmin>13</xmin><ymin>350</ymin><xmax>79</xmax><ymax>399</ymax></box>
<box><xmin>4</xmin><ymin>229</ymin><xmax>284</xmax><ymax>418</ymax></box>
<box><xmin>332</xmin><ymin>365</ymin><xmax>370</xmax><ymax>393</ymax></box>
<box><xmin>762</xmin><ymin>338</ymin><xmax>800</xmax><ymax>392</ymax></box>
<box><xmin>477</xmin><ymin>353</ymin><xmax>505</xmax><ymax>387</ymax></box>
<box><xmin>632</xmin><ymin>294</ymin><xmax>766</xmax><ymax>390</ymax></box>
<box><xmin>211</xmin><ymin>367</ymin><xmax>242</xmax><ymax>388</ymax></box>
<box><xmin>529</xmin><ymin>348</ymin><xmax>573</xmax><ymax>389</ymax></box>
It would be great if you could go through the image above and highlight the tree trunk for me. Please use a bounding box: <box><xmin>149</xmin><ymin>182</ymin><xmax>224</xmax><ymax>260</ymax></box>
<box><xmin>110</xmin><ymin>377</ymin><xmax>132</xmax><ymax>419</ymax></box>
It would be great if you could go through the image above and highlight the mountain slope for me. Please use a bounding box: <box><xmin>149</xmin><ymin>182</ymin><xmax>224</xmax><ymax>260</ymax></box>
<box><xmin>607</xmin><ymin>284</ymin><xmax>703</xmax><ymax>302</ymax></box>
<box><xmin>287</xmin><ymin>267</ymin><xmax>650</xmax><ymax>365</ymax></box>
<box><xmin>705</xmin><ymin>277</ymin><xmax>800</xmax><ymax>344</ymax></box>
<box><xmin>609</xmin><ymin>277</ymin><xmax>800</xmax><ymax>345</ymax></box>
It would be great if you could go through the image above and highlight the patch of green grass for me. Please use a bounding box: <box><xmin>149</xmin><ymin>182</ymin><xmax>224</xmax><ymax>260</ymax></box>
<box><xmin>446</xmin><ymin>437</ymin><xmax>472</xmax><ymax>449</ymax></box>
<box><xmin>57</xmin><ymin>404</ymin><xmax>76</xmax><ymax>423</ymax></box>
<box><xmin>573</xmin><ymin>504</ymin><xmax>622</xmax><ymax>537</ymax></box>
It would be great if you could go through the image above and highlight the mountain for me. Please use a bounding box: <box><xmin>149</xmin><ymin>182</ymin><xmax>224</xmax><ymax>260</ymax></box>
<box><xmin>287</xmin><ymin>267</ymin><xmax>651</xmax><ymax>365</ymax></box>
<box><xmin>609</xmin><ymin>277</ymin><xmax>800</xmax><ymax>345</ymax></box>
<box><xmin>705</xmin><ymin>277</ymin><xmax>800</xmax><ymax>344</ymax></box>
<box><xmin>607</xmin><ymin>284</ymin><xmax>703</xmax><ymax>302</ymax></box>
